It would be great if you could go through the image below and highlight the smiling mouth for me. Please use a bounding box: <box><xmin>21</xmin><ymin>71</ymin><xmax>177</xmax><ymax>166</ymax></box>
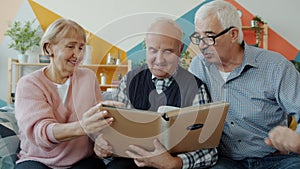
<box><xmin>68</xmin><ymin>59</ymin><xmax>79</xmax><ymax>66</ymax></box>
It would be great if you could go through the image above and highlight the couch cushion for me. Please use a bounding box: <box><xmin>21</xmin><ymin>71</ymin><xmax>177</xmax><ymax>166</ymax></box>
<box><xmin>0</xmin><ymin>112</ymin><xmax>19</xmax><ymax>169</ymax></box>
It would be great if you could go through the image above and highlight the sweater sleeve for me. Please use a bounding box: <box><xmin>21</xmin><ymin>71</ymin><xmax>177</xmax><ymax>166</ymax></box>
<box><xmin>94</xmin><ymin>72</ymin><xmax>103</xmax><ymax>102</ymax></box>
<box><xmin>15</xmin><ymin>76</ymin><xmax>60</xmax><ymax>151</ymax></box>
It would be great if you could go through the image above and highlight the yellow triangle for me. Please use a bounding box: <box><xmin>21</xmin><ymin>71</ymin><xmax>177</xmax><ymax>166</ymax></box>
<box><xmin>28</xmin><ymin>0</ymin><xmax>126</xmax><ymax>65</ymax></box>
<box><xmin>28</xmin><ymin>0</ymin><xmax>61</xmax><ymax>31</ymax></box>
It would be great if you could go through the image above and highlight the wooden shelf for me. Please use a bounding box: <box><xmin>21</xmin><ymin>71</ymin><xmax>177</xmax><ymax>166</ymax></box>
<box><xmin>12</xmin><ymin>62</ymin><xmax>129</xmax><ymax>68</ymax></box>
<box><xmin>13</xmin><ymin>63</ymin><xmax>48</xmax><ymax>66</ymax></box>
<box><xmin>99</xmin><ymin>84</ymin><xmax>119</xmax><ymax>91</ymax></box>
<box><xmin>242</xmin><ymin>24</ymin><xmax>268</xmax><ymax>49</ymax></box>
<box><xmin>99</xmin><ymin>84</ymin><xmax>119</xmax><ymax>88</ymax></box>
<box><xmin>7</xmin><ymin>58</ymin><xmax>131</xmax><ymax>104</ymax></box>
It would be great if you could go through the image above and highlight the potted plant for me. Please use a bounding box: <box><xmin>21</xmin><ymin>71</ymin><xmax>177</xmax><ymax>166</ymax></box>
<box><xmin>250</xmin><ymin>16</ymin><xmax>266</xmax><ymax>47</ymax></box>
<box><xmin>4</xmin><ymin>19</ymin><xmax>42</xmax><ymax>63</ymax></box>
<box><xmin>179</xmin><ymin>50</ymin><xmax>192</xmax><ymax>69</ymax></box>
<box><xmin>251</xmin><ymin>15</ymin><xmax>266</xmax><ymax>28</ymax></box>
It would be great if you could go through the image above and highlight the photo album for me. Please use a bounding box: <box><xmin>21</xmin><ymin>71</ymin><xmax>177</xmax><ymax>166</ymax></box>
<box><xmin>101</xmin><ymin>101</ymin><xmax>229</xmax><ymax>157</ymax></box>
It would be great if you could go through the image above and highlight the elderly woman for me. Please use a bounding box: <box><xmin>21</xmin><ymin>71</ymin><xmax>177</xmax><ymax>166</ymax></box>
<box><xmin>14</xmin><ymin>18</ymin><xmax>119</xmax><ymax>169</ymax></box>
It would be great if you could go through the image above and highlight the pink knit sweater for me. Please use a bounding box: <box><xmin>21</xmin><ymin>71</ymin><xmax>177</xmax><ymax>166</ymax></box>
<box><xmin>15</xmin><ymin>67</ymin><xmax>103</xmax><ymax>168</ymax></box>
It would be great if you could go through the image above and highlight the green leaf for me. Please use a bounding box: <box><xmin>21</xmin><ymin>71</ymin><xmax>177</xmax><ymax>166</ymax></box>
<box><xmin>4</xmin><ymin>19</ymin><xmax>43</xmax><ymax>54</ymax></box>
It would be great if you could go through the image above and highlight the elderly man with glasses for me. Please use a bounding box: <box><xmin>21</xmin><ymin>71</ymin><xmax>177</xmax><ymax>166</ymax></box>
<box><xmin>188</xmin><ymin>1</ymin><xmax>300</xmax><ymax>169</ymax></box>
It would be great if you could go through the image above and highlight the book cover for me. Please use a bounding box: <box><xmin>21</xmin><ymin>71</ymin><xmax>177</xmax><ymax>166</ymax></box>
<box><xmin>100</xmin><ymin>102</ymin><xmax>229</xmax><ymax>157</ymax></box>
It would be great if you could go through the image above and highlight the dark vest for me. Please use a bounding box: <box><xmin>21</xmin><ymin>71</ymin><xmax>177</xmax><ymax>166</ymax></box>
<box><xmin>126</xmin><ymin>65</ymin><xmax>210</xmax><ymax>111</ymax></box>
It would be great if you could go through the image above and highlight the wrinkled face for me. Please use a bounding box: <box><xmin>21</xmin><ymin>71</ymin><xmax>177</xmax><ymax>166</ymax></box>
<box><xmin>47</xmin><ymin>37</ymin><xmax>85</xmax><ymax>78</ymax></box>
<box><xmin>146</xmin><ymin>34</ymin><xmax>182</xmax><ymax>79</ymax></box>
<box><xmin>195</xmin><ymin>15</ymin><xmax>233</xmax><ymax>65</ymax></box>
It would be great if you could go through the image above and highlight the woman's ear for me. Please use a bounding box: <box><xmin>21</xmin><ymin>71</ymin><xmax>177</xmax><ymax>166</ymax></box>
<box><xmin>45</xmin><ymin>43</ymin><xmax>52</xmax><ymax>55</ymax></box>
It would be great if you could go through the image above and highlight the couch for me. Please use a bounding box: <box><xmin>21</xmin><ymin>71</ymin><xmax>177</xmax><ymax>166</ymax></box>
<box><xmin>0</xmin><ymin>111</ymin><xmax>19</xmax><ymax>169</ymax></box>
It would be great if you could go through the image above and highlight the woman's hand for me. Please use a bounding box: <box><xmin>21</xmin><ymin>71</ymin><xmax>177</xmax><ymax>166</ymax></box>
<box><xmin>81</xmin><ymin>100</ymin><xmax>124</xmax><ymax>135</ymax></box>
<box><xmin>53</xmin><ymin>103</ymin><xmax>113</xmax><ymax>142</ymax></box>
<box><xmin>80</xmin><ymin>103</ymin><xmax>113</xmax><ymax>135</ymax></box>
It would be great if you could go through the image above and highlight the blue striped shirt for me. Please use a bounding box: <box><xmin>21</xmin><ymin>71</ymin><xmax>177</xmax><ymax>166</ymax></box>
<box><xmin>189</xmin><ymin>43</ymin><xmax>300</xmax><ymax>160</ymax></box>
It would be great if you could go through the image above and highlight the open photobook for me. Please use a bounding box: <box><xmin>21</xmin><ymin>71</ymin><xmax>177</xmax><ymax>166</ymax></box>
<box><xmin>100</xmin><ymin>101</ymin><xmax>229</xmax><ymax>157</ymax></box>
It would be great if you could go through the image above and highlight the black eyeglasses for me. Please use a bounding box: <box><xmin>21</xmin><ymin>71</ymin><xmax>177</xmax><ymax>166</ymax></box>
<box><xmin>189</xmin><ymin>26</ymin><xmax>235</xmax><ymax>46</ymax></box>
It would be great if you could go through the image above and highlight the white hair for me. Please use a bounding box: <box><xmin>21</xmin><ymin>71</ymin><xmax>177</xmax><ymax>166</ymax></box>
<box><xmin>194</xmin><ymin>0</ymin><xmax>243</xmax><ymax>44</ymax></box>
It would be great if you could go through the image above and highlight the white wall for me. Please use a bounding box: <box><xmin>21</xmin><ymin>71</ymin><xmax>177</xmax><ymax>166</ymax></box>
<box><xmin>0</xmin><ymin>0</ymin><xmax>204</xmax><ymax>103</ymax></box>
<box><xmin>0</xmin><ymin>0</ymin><xmax>38</xmax><ymax>103</ymax></box>
<box><xmin>237</xmin><ymin>0</ymin><xmax>300</xmax><ymax>48</ymax></box>
<box><xmin>32</xmin><ymin>0</ymin><xmax>300</xmax><ymax>50</ymax></box>
<box><xmin>32</xmin><ymin>0</ymin><xmax>202</xmax><ymax>51</ymax></box>
<box><xmin>1</xmin><ymin>0</ymin><xmax>300</xmax><ymax>103</ymax></box>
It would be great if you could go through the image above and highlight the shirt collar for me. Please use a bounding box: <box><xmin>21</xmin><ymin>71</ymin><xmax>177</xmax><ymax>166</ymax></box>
<box><xmin>151</xmin><ymin>67</ymin><xmax>178</xmax><ymax>87</ymax></box>
<box><xmin>151</xmin><ymin>75</ymin><xmax>174</xmax><ymax>84</ymax></box>
<box><xmin>243</xmin><ymin>42</ymin><xmax>259</xmax><ymax>68</ymax></box>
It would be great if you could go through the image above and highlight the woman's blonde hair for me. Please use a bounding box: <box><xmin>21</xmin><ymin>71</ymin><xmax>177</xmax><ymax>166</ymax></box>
<box><xmin>40</xmin><ymin>18</ymin><xmax>86</xmax><ymax>55</ymax></box>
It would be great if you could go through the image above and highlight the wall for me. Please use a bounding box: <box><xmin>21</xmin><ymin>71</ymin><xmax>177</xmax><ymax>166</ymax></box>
<box><xmin>0</xmin><ymin>0</ymin><xmax>299</xmax><ymax>103</ymax></box>
<box><xmin>0</xmin><ymin>0</ymin><xmax>23</xmax><ymax>42</ymax></box>
<box><xmin>230</xmin><ymin>0</ymin><xmax>299</xmax><ymax>61</ymax></box>
<box><xmin>0</xmin><ymin>0</ymin><xmax>23</xmax><ymax>106</ymax></box>
<box><xmin>0</xmin><ymin>0</ymin><xmax>39</xmax><ymax>104</ymax></box>
<box><xmin>237</xmin><ymin>0</ymin><xmax>300</xmax><ymax>49</ymax></box>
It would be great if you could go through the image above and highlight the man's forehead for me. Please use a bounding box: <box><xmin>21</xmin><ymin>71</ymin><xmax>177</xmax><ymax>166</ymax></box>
<box><xmin>146</xmin><ymin>33</ymin><xmax>181</xmax><ymax>41</ymax></box>
<box><xmin>147</xmin><ymin>22</ymin><xmax>182</xmax><ymax>41</ymax></box>
<box><xmin>195</xmin><ymin>18</ymin><xmax>220</xmax><ymax>33</ymax></box>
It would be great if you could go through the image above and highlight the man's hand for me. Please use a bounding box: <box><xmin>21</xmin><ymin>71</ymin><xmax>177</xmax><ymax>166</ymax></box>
<box><xmin>265</xmin><ymin>126</ymin><xmax>300</xmax><ymax>154</ymax></box>
<box><xmin>94</xmin><ymin>134</ymin><xmax>113</xmax><ymax>158</ymax></box>
<box><xmin>126</xmin><ymin>139</ymin><xmax>182</xmax><ymax>169</ymax></box>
